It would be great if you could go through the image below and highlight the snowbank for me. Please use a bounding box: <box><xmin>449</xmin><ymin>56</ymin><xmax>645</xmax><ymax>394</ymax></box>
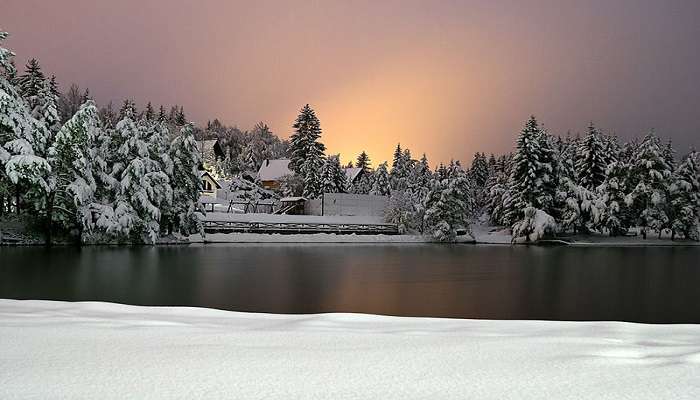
<box><xmin>1</xmin><ymin>299</ymin><xmax>699</xmax><ymax>399</ymax></box>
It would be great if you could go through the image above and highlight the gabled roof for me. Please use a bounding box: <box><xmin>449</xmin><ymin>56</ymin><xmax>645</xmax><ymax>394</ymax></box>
<box><xmin>344</xmin><ymin>167</ymin><xmax>363</xmax><ymax>183</ymax></box>
<box><xmin>258</xmin><ymin>159</ymin><xmax>292</xmax><ymax>181</ymax></box>
<box><xmin>199</xmin><ymin>171</ymin><xmax>222</xmax><ymax>188</ymax></box>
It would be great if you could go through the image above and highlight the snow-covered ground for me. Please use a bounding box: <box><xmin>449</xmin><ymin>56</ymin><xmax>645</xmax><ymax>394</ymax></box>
<box><xmin>1</xmin><ymin>299</ymin><xmax>699</xmax><ymax>399</ymax></box>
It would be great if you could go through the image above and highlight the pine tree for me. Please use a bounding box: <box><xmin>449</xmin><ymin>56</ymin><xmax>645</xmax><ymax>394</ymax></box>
<box><xmin>669</xmin><ymin>151</ymin><xmax>700</xmax><ymax>241</ymax></box>
<box><xmin>599</xmin><ymin>160</ymin><xmax>633</xmax><ymax>236</ymax></box>
<box><xmin>662</xmin><ymin>140</ymin><xmax>676</xmax><ymax>172</ymax></box>
<box><xmin>16</xmin><ymin>58</ymin><xmax>46</xmax><ymax>110</ymax></box>
<box><xmin>289</xmin><ymin>104</ymin><xmax>325</xmax><ymax>198</ymax></box>
<box><xmin>1</xmin><ymin>32</ymin><xmax>50</xmax><ymax>216</ymax></box>
<box><xmin>144</xmin><ymin>102</ymin><xmax>155</xmax><ymax>120</ymax></box>
<box><xmin>168</xmin><ymin>123</ymin><xmax>202</xmax><ymax>236</ymax></box>
<box><xmin>321</xmin><ymin>155</ymin><xmax>347</xmax><ymax>194</ymax></box>
<box><xmin>46</xmin><ymin>100</ymin><xmax>103</xmax><ymax>241</ymax></box>
<box><xmin>423</xmin><ymin>166</ymin><xmax>472</xmax><ymax>242</ymax></box>
<box><xmin>626</xmin><ymin>133</ymin><xmax>672</xmax><ymax>238</ymax></box>
<box><xmin>355</xmin><ymin>151</ymin><xmax>371</xmax><ymax>173</ymax></box>
<box><xmin>469</xmin><ymin>152</ymin><xmax>489</xmax><ymax>187</ymax></box>
<box><xmin>575</xmin><ymin>123</ymin><xmax>607</xmax><ymax>190</ymax></box>
<box><xmin>503</xmin><ymin>116</ymin><xmax>558</xmax><ymax>227</ymax></box>
<box><xmin>370</xmin><ymin>162</ymin><xmax>390</xmax><ymax>196</ymax></box>
<box><xmin>157</xmin><ymin>105</ymin><xmax>167</xmax><ymax>122</ymax></box>
<box><xmin>174</xmin><ymin>106</ymin><xmax>186</xmax><ymax>126</ymax></box>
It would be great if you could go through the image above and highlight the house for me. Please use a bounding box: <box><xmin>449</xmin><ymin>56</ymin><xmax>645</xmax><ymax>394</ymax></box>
<box><xmin>257</xmin><ymin>159</ymin><xmax>292</xmax><ymax>190</ymax></box>
<box><xmin>195</xmin><ymin>139</ymin><xmax>225</xmax><ymax>169</ymax></box>
<box><xmin>344</xmin><ymin>167</ymin><xmax>364</xmax><ymax>185</ymax></box>
<box><xmin>200</xmin><ymin>170</ymin><xmax>221</xmax><ymax>198</ymax></box>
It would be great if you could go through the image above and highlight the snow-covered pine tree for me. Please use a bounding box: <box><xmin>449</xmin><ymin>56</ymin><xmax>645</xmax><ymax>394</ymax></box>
<box><xmin>662</xmin><ymin>140</ymin><xmax>676</xmax><ymax>173</ymax></box>
<box><xmin>289</xmin><ymin>105</ymin><xmax>326</xmax><ymax>198</ymax></box>
<box><xmin>16</xmin><ymin>58</ymin><xmax>46</xmax><ymax>110</ymax></box>
<box><xmin>1</xmin><ymin>32</ymin><xmax>50</xmax><ymax>216</ymax></box>
<box><xmin>144</xmin><ymin>102</ymin><xmax>155</xmax><ymax>121</ymax></box>
<box><xmin>355</xmin><ymin>151</ymin><xmax>371</xmax><ymax>173</ymax></box>
<box><xmin>559</xmin><ymin>177</ymin><xmax>605</xmax><ymax>234</ymax></box>
<box><xmin>108</xmin><ymin>108</ymin><xmax>173</xmax><ymax>242</ymax></box>
<box><xmin>289</xmin><ymin>104</ymin><xmax>325</xmax><ymax>172</ymax></box>
<box><xmin>46</xmin><ymin>100</ymin><xmax>103</xmax><ymax>241</ymax></box>
<box><xmin>168</xmin><ymin>123</ymin><xmax>202</xmax><ymax>236</ymax></box>
<box><xmin>502</xmin><ymin>116</ymin><xmax>558</xmax><ymax>229</ymax></box>
<box><xmin>558</xmin><ymin>133</ymin><xmax>578</xmax><ymax>182</ymax></box>
<box><xmin>423</xmin><ymin>166</ymin><xmax>472</xmax><ymax>242</ymax></box>
<box><xmin>321</xmin><ymin>154</ymin><xmax>347</xmax><ymax>194</ymax></box>
<box><xmin>469</xmin><ymin>152</ymin><xmax>489</xmax><ymax>188</ymax></box>
<box><xmin>575</xmin><ymin>123</ymin><xmax>607</xmax><ymax>190</ymax></box>
<box><xmin>486</xmin><ymin>155</ymin><xmax>510</xmax><ymax>225</ymax></box>
<box><xmin>598</xmin><ymin>160</ymin><xmax>633</xmax><ymax>236</ymax></box>
<box><xmin>626</xmin><ymin>133</ymin><xmax>673</xmax><ymax>239</ymax></box>
<box><xmin>669</xmin><ymin>151</ymin><xmax>700</xmax><ymax>241</ymax></box>
<box><xmin>370</xmin><ymin>161</ymin><xmax>390</xmax><ymax>196</ymax></box>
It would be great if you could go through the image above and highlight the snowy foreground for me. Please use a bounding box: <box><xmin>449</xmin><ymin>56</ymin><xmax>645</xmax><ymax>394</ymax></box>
<box><xmin>2</xmin><ymin>300</ymin><xmax>700</xmax><ymax>399</ymax></box>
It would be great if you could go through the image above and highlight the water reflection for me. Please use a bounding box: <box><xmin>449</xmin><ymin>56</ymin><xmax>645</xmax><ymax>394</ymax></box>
<box><xmin>1</xmin><ymin>244</ymin><xmax>699</xmax><ymax>323</ymax></box>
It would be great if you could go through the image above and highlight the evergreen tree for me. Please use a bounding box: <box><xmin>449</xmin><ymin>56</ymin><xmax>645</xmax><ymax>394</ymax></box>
<box><xmin>16</xmin><ymin>58</ymin><xmax>46</xmax><ymax>110</ymax></box>
<box><xmin>599</xmin><ymin>160</ymin><xmax>633</xmax><ymax>236</ymax></box>
<box><xmin>355</xmin><ymin>151</ymin><xmax>371</xmax><ymax>173</ymax></box>
<box><xmin>174</xmin><ymin>106</ymin><xmax>186</xmax><ymax>126</ymax></box>
<box><xmin>144</xmin><ymin>102</ymin><xmax>155</xmax><ymax>120</ymax></box>
<box><xmin>321</xmin><ymin>155</ymin><xmax>347</xmax><ymax>194</ymax></box>
<box><xmin>157</xmin><ymin>105</ymin><xmax>167</xmax><ymax>122</ymax></box>
<box><xmin>58</xmin><ymin>83</ymin><xmax>84</xmax><ymax>123</ymax></box>
<box><xmin>1</xmin><ymin>32</ymin><xmax>50</xmax><ymax>216</ymax></box>
<box><xmin>168</xmin><ymin>123</ymin><xmax>202</xmax><ymax>236</ymax></box>
<box><xmin>46</xmin><ymin>100</ymin><xmax>103</xmax><ymax>241</ymax></box>
<box><xmin>469</xmin><ymin>152</ymin><xmax>489</xmax><ymax>187</ymax></box>
<box><xmin>370</xmin><ymin>162</ymin><xmax>390</xmax><ymax>196</ymax></box>
<box><xmin>503</xmin><ymin>116</ymin><xmax>558</xmax><ymax>227</ymax></box>
<box><xmin>423</xmin><ymin>167</ymin><xmax>472</xmax><ymax>242</ymax></box>
<box><xmin>662</xmin><ymin>140</ymin><xmax>676</xmax><ymax>172</ymax></box>
<box><xmin>669</xmin><ymin>151</ymin><xmax>700</xmax><ymax>240</ymax></box>
<box><xmin>575</xmin><ymin>123</ymin><xmax>607</xmax><ymax>190</ymax></box>
<box><xmin>626</xmin><ymin>133</ymin><xmax>673</xmax><ymax>238</ymax></box>
<box><xmin>289</xmin><ymin>104</ymin><xmax>326</xmax><ymax>198</ymax></box>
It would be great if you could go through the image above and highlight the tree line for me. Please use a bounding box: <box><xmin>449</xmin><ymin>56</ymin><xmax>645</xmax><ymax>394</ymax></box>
<box><xmin>1</xmin><ymin>31</ymin><xmax>201</xmax><ymax>244</ymax></box>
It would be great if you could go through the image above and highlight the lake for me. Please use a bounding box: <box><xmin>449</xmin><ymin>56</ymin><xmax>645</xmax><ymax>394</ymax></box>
<box><xmin>1</xmin><ymin>244</ymin><xmax>699</xmax><ymax>323</ymax></box>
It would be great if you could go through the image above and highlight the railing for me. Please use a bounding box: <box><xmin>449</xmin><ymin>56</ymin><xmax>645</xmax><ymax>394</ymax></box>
<box><xmin>202</xmin><ymin>220</ymin><xmax>399</xmax><ymax>235</ymax></box>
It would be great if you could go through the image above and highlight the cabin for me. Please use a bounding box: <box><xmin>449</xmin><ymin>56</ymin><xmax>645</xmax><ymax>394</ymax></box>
<box><xmin>257</xmin><ymin>159</ymin><xmax>292</xmax><ymax>190</ymax></box>
<box><xmin>200</xmin><ymin>171</ymin><xmax>221</xmax><ymax>198</ymax></box>
<box><xmin>343</xmin><ymin>167</ymin><xmax>364</xmax><ymax>185</ymax></box>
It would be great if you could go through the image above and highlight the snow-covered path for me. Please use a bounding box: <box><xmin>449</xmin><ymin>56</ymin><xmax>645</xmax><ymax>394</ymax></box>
<box><xmin>1</xmin><ymin>300</ymin><xmax>699</xmax><ymax>399</ymax></box>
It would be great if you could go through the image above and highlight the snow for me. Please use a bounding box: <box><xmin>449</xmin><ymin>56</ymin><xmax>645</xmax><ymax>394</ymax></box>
<box><xmin>257</xmin><ymin>158</ymin><xmax>291</xmax><ymax>181</ymax></box>
<box><xmin>1</xmin><ymin>299</ymin><xmax>699</xmax><ymax>399</ymax></box>
<box><xmin>201</xmin><ymin>211</ymin><xmax>383</xmax><ymax>225</ymax></box>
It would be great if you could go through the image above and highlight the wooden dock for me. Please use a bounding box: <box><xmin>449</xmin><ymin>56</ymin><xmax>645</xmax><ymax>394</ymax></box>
<box><xmin>202</xmin><ymin>220</ymin><xmax>399</xmax><ymax>235</ymax></box>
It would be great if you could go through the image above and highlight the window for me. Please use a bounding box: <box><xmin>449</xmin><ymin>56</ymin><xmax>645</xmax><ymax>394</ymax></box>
<box><xmin>202</xmin><ymin>179</ymin><xmax>212</xmax><ymax>191</ymax></box>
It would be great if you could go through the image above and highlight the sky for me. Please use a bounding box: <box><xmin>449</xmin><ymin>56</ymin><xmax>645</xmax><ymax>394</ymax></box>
<box><xmin>3</xmin><ymin>0</ymin><xmax>700</xmax><ymax>165</ymax></box>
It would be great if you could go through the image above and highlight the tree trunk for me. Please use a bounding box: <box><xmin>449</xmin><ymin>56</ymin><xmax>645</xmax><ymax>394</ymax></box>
<box><xmin>641</xmin><ymin>228</ymin><xmax>647</xmax><ymax>239</ymax></box>
<box><xmin>15</xmin><ymin>186</ymin><xmax>20</xmax><ymax>215</ymax></box>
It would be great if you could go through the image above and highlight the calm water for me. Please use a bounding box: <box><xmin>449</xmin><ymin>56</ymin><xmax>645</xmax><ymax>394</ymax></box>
<box><xmin>1</xmin><ymin>244</ymin><xmax>699</xmax><ymax>323</ymax></box>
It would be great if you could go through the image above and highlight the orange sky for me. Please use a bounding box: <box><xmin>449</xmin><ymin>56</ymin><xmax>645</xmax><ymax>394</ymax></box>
<box><xmin>4</xmin><ymin>0</ymin><xmax>700</xmax><ymax>166</ymax></box>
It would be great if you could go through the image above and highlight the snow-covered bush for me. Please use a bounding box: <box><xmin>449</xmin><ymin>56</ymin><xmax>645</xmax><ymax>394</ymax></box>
<box><xmin>511</xmin><ymin>207</ymin><xmax>556</xmax><ymax>243</ymax></box>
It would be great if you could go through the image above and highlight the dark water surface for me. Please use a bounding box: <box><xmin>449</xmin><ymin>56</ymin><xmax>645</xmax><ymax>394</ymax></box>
<box><xmin>1</xmin><ymin>244</ymin><xmax>699</xmax><ymax>323</ymax></box>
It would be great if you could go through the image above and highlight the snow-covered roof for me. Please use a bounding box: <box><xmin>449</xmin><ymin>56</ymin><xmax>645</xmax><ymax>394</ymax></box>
<box><xmin>280</xmin><ymin>196</ymin><xmax>307</xmax><ymax>202</ymax></box>
<box><xmin>344</xmin><ymin>167</ymin><xmax>363</xmax><ymax>183</ymax></box>
<box><xmin>258</xmin><ymin>159</ymin><xmax>292</xmax><ymax>181</ymax></box>
<box><xmin>199</xmin><ymin>171</ymin><xmax>222</xmax><ymax>188</ymax></box>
